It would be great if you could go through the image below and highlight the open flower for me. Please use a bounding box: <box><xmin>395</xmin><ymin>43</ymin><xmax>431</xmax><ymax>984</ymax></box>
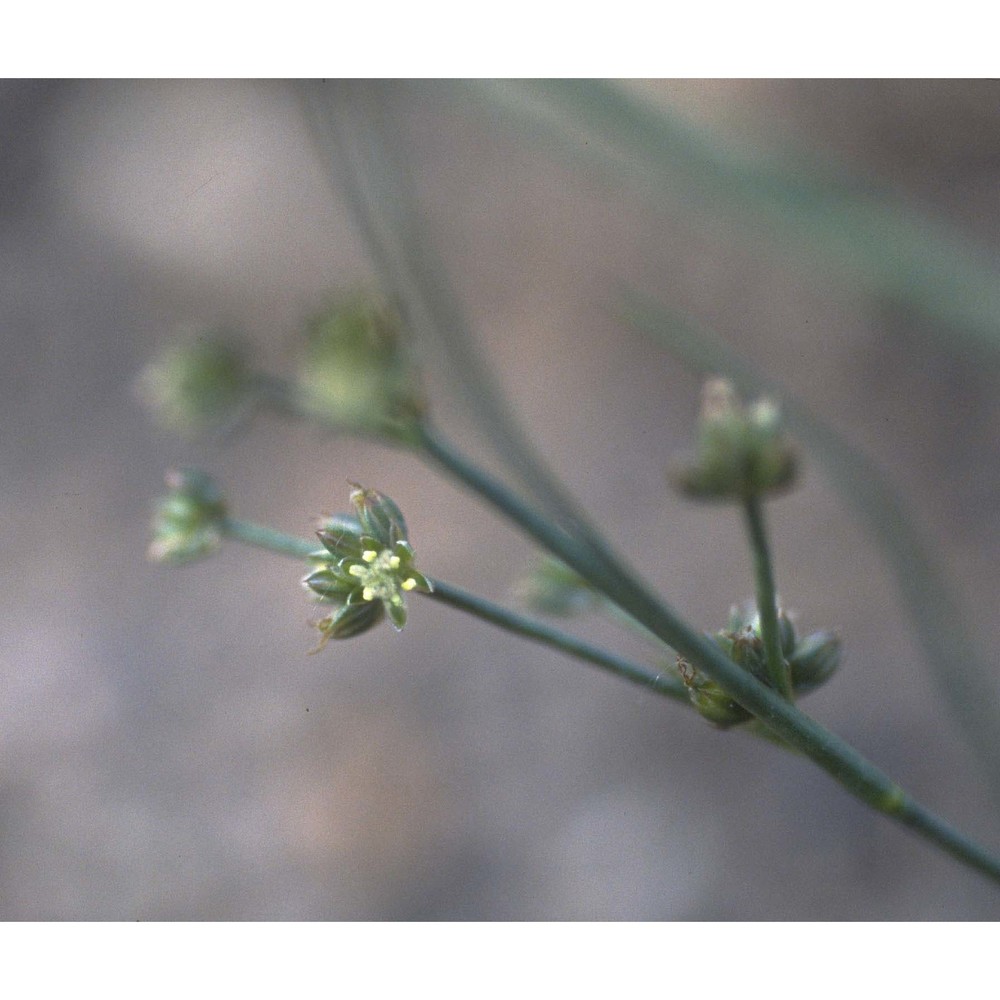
<box><xmin>302</xmin><ymin>485</ymin><xmax>432</xmax><ymax>650</ymax></box>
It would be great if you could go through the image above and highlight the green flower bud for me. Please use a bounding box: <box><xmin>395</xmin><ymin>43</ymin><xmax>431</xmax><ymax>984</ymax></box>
<box><xmin>305</xmin><ymin>485</ymin><xmax>432</xmax><ymax>647</ymax></box>
<box><xmin>789</xmin><ymin>630</ymin><xmax>841</xmax><ymax>695</ymax></box>
<box><xmin>148</xmin><ymin>468</ymin><xmax>227</xmax><ymax>564</ymax></box>
<box><xmin>295</xmin><ymin>293</ymin><xmax>425</xmax><ymax>437</ymax></box>
<box><xmin>677</xmin><ymin>656</ymin><xmax>752</xmax><ymax>729</ymax></box>
<box><xmin>136</xmin><ymin>332</ymin><xmax>254</xmax><ymax>439</ymax></box>
<box><xmin>671</xmin><ymin>378</ymin><xmax>797</xmax><ymax>502</ymax></box>
<box><xmin>518</xmin><ymin>557</ymin><xmax>597</xmax><ymax>617</ymax></box>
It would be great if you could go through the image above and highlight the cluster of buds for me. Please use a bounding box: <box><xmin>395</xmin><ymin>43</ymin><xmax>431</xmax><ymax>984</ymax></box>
<box><xmin>302</xmin><ymin>485</ymin><xmax>432</xmax><ymax>651</ymax></box>
<box><xmin>671</xmin><ymin>378</ymin><xmax>797</xmax><ymax>502</ymax></box>
<box><xmin>147</xmin><ymin>468</ymin><xmax>227</xmax><ymax>565</ymax></box>
<box><xmin>678</xmin><ymin>600</ymin><xmax>841</xmax><ymax>727</ymax></box>
<box><xmin>295</xmin><ymin>294</ymin><xmax>425</xmax><ymax>438</ymax></box>
<box><xmin>135</xmin><ymin>332</ymin><xmax>255</xmax><ymax>439</ymax></box>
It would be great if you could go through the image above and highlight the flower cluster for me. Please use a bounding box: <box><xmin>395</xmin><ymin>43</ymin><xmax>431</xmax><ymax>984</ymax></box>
<box><xmin>147</xmin><ymin>468</ymin><xmax>227</xmax><ymax>564</ymax></box>
<box><xmin>302</xmin><ymin>485</ymin><xmax>432</xmax><ymax>651</ymax></box>
<box><xmin>678</xmin><ymin>600</ymin><xmax>841</xmax><ymax>727</ymax></box>
<box><xmin>295</xmin><ymin>294</ymin><xmax>425</xmax><ymax>438</ymax></box>
<box><xmin>671</xmin><ymin>378</ymin><xmax>797</xmax><ymax>502</ymax></box>
<box><xmin>136</xmin><ymin>332</ymin><xmax>254</xmax><ymax>439</ymax></box>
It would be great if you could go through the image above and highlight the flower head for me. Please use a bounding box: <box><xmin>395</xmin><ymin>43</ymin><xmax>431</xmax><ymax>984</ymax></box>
<box><xmin>296</xmin><ymin>293</ymin><xmax>425</xmax><ymax>439</ymax></box>
<box><xmin>148</xmin><ymin>468</ymin><xmax>227</xmax><ymax>564</ymax></box>
<box><xmin>136</xmin><ymin>332</ymin><xmax>254</xmax><ymax>439</ymax></box>
<box><xmin>671</xmin><ymin>377</ymin><xmax>797</xmax><ymax>502</ymax></box>
<box><xmin>302</xmin><ymin>485</ymin><xmax>432</xmax><ymax>650</ymax></box>
<box><xmin>679</xmin><ymin>599</ymin><xmax>840</xmax><ymax>726</ymax></box>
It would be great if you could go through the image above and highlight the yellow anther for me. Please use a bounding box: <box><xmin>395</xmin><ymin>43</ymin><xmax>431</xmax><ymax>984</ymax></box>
<box><xmin>362</xmin><ymin>586</ymin><xmax>375</xmax><ymax>601</ymax></box>
<box><xmin>401</xmin><ymin>577</ymin><xmax>417</xmax><ymax>591</ymax></box>
<box><xmin>348</xmin><ymin>564</ymin><xmax>366</xmax><ymax>577</ymax></box>
<box><xmin>362</xmin><ymin>549</ymin><xmax>378</xmax><ymax>563</ymax></box>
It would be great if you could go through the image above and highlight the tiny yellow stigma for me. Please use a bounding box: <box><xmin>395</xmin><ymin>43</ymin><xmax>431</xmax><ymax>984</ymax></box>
<box><xmin>362</xmin><ymin>549</ymin><xmax>378</xmax><ymax>563</ymax></box>
<box><xmin>401</xmin><ymin>577</ymin><xmax>417</xmax><ymax>591</ymax></box>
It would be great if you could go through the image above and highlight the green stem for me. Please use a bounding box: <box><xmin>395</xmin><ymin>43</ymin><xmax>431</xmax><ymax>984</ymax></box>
<box><xmin>426</xmin><ymin>578</ymin><xmax>688</xmax><ymax>704</ymax></box>
<box><xmin>218</xmin><ymin>516</ymin><xmax>688</xmax><ymax>705</ymax></box>
<box><xmin>413</xmin><ymin>420</ymin><xmax>1000</xmax><ymax>885</ymax></box>
<box><xmin>743</xmin><ymin>496</ymin><xmax>793</xmax><ymax>698</ymax></box>
<box><xmin>221</xmin><ymin>516</ymin><xmax>318</xmax><ymax>560</ymax></box>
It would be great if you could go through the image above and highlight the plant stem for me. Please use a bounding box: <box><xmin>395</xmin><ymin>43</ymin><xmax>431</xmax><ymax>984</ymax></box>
<box><xmin>742</xmin><ymin>496</ymin><xmax>793</xmax><ymax>698</ymax></box>
<box><xmin>413</xmin><ymin>420</ymin><xmax>1000</xmax><ymax>885</ymax></box>
<box><xmin>218</xmin><ymin>516</ymin><xmax>688</xmax><ymax>704</ymax></box>
<box><xmin>221</xmin><ymin>516</ymin><xmax>318</xmax><ymax>560</ymax></box>
<box><xmin>426</xmin><ymin>578</ymin><xmax>688</xmax><ymax>703</ymax></box>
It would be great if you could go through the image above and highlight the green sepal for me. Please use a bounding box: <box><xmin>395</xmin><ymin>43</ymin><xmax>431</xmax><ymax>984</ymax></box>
<box><xmin>312</xmin><ymin>599</ymin><xmax>385</xmax><ymax>650</ymax></box>
<box><xmin>316</xmin><ymin>514</ymin><xmax>366</xmax><ymax>559</ymax></box>
<box><xmin>402</xmin><ymin>569</ymin><xmax>433</xmax><ymax>594</ymax></box>
<box><xmin>777</xmin><ymin>610</ymin><xmax>797</xmax><ymax>659</ymax></box>
<box><xmin>386</xmin><ymin>596</ymin><xmax>408</xmax><ymax>631</ymax></box>
<box><xmin>790</xmin><ymin>631</ymin><xmax>841</xmax><ymax>695</ymax></box>
<box><xmin>393</xmin><ymin>539</ymin><xmax>416</xmax><ymax>564</ymax></box>
<box><xmin>302</xmin><ymin>565</ymin><xmax>356</xmax><ymax>602</ymax></box>
<box><xmin>350</xmin><ymin>483</ymin><xmax>408</xmax><ymax>546</ymax></box>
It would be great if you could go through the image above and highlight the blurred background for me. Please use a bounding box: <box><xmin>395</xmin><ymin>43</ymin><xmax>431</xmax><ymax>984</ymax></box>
<box><xmin>2</xmin><ymin>79</ymin><xmax>1000</xmax><ymax>919</ymax></box>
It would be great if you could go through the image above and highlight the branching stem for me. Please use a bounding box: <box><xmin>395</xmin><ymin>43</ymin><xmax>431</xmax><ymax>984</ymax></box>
<box><xmin>243</xmin><ymin>381</ymin><xmax>1000</xmax><ymax>885</ymax></box>
<box><xmin>218</xmin><ymin>517</ymin><xmax>688</xmax><ymax>704</ymax></box>
<box><xmin>412</xmin><ymin>420</ymin><xmax>1000</xmax><ymax>885</ymax></box>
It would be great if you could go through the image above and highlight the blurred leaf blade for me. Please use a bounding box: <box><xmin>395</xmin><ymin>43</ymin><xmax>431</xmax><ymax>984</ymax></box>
<box><xmin>476</xmin><ymin>80</ymin><xmax>1000</xmax><ymax>361</ymax></box>
<box><xmin>622</xmin><ymin>288</ymin><xmax>1000</xmax><ymax>795</ymax></box>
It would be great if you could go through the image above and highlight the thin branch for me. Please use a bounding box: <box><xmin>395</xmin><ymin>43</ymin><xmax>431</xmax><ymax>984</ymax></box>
<box><xmin>743</xmin><ymin>496</ymin><xmax>793</xmax><ymax>698</ymax></box>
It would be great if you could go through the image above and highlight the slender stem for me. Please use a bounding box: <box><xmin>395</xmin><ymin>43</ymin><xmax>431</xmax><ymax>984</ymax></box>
<box><xmin>413</xmin><ymin>420</ymin><xmax>1000</xmax><ymax>884</ymax></box>
<box><xmin>742</xmin><ymin>496</ymin><xmax>793</xmax><ymax>698</ymax></box>
<box><xmin>218</xmin><ymin>515</ymin><xmax>688</xmax><ymax>704</ymax></box>
<box><xmin>427</xmin><ymin>578</ymin><xmax>688</xmax><ymax>703</ymax></box>
<box><xmin>221</xmin><ymin>516</ymin><xmax>318</xmax><ymax>560</ymax></box>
